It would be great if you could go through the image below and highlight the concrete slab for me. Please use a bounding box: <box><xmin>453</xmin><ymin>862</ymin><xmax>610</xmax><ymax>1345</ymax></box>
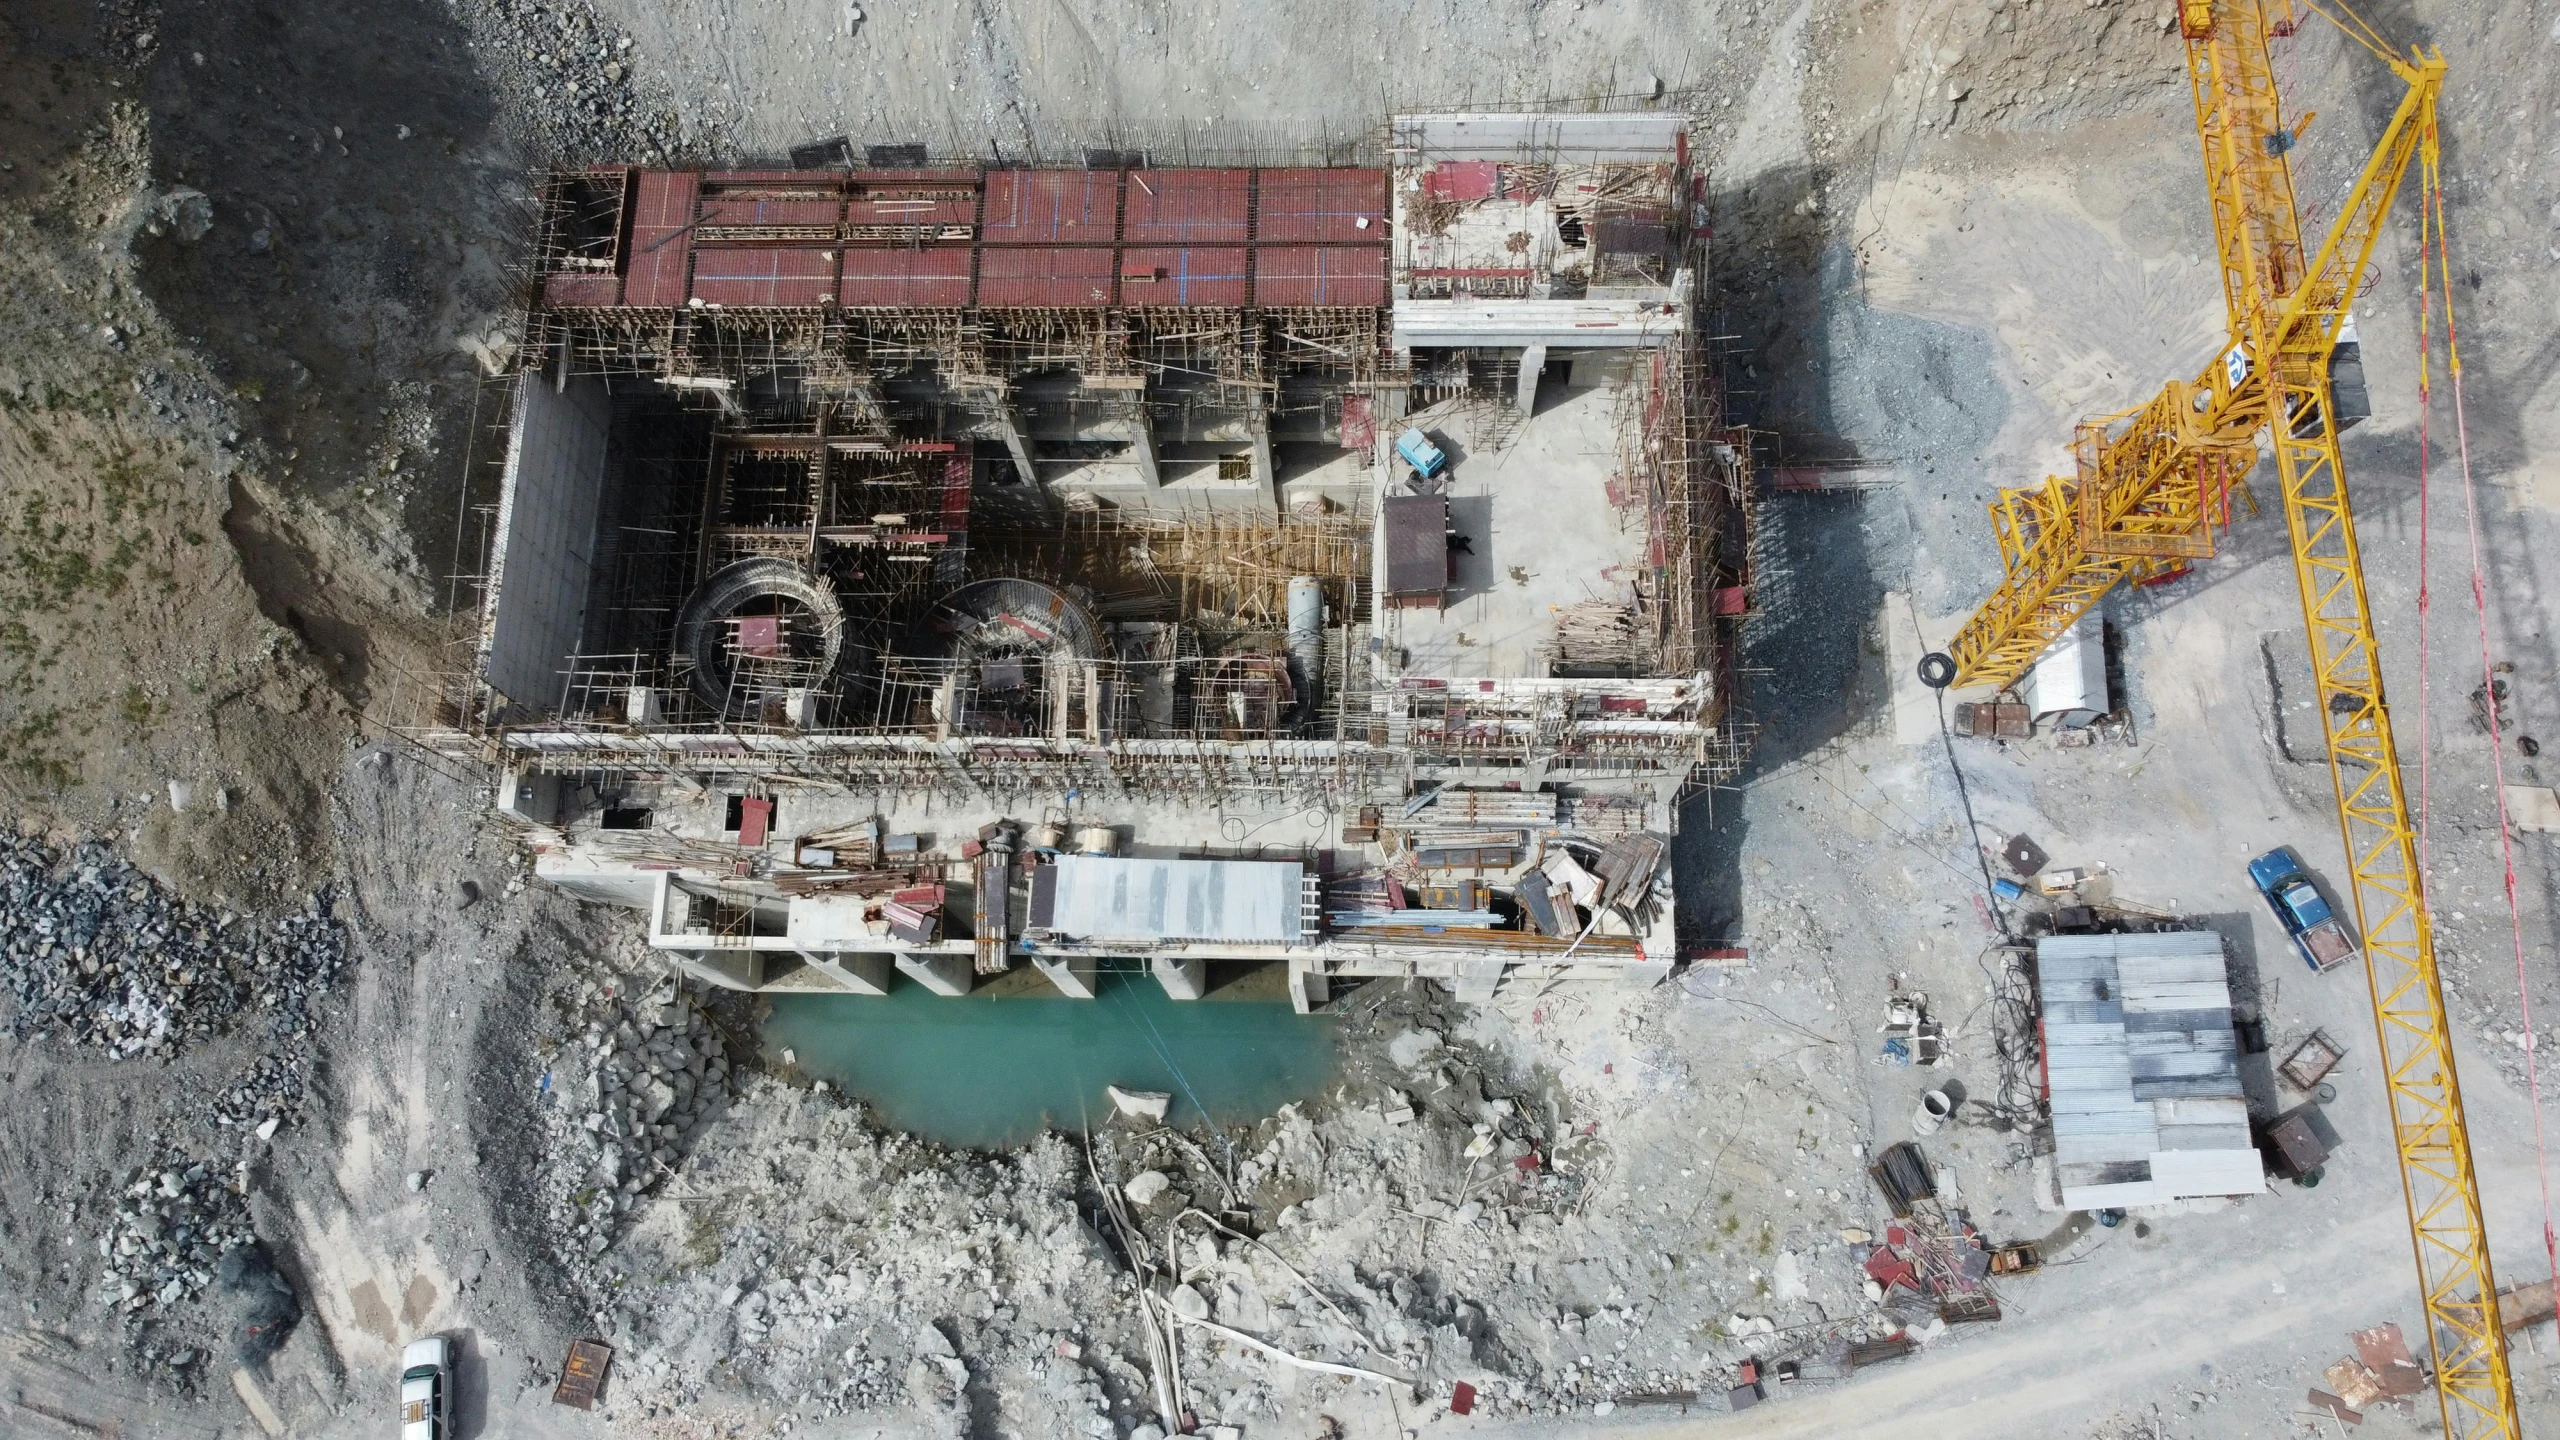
<box><xmin>895</xmin><ymin>952</ymin><xmax>974</xmax><ymax>997</ymax></box>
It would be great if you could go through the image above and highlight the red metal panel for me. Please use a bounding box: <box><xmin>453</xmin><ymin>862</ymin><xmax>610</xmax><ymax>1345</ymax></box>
<box><xmin>1121</xmin><ymin>168</ymin><xmax>1251</xmax><ymax>244</ymax></box>
<box><xmin>979</xmin><ymin>170</ymin><xmax>1115</xmax><ymax>245</ymax></box>
<box><xmin>690</xmin><ymin>247</ymin><xmax>837</xmax><ymax>306</ymax></box>
<box><xmin>622</xmin><ymin>170</ymin><xmax>701</xmax><ymax>307</ymax></box>
<box><xmin>1117</xmin><ymin>247</ymin><xmax>1248</xmax><ymax>307</ymax></box>
<box><xmin>1253</xmin><ymin>168</ymin><xmax>1387</xmax><ymax>242</ymax></box>
<box><xmin>1424</xmin><ymin>160</ymin><xmax>1502</xmax><ymax>201</ymax></box>
<box><xmin>848</xmin><ymin>171</ymin><xmax>980</xmax><ymax>231</ymax></box>
<box><xmin>838</xmin><ymin>247</ymin><xmax>973</xmax><ymax>307</ymax></box>
<box><xmin>1251</xmin><ymin>246</ymin><xmax>1387</xmax><ymax>307</ymax></box>
<box><xmin>542</xmin><ymin>272</ymin><xmax>624</xmax><ymax>308</ymax></box>
<box><xmin>976</xmin><ymin>247</ymin><xmax>1116</xmax><ymax>307</ymax></box>
<box><xmin>697</xmin><ymin>192</ymin><xmax>843</xmax><ymax>228</ymax></box>
<box><xmin>704</xmin><ymin>169</ymin><xmax>843</xmax><ymax>186</ymax></box>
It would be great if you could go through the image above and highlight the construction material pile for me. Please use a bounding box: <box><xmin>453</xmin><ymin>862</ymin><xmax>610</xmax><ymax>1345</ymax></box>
<box><xmin>536</xmin><ymin>976</ymin><xmax>735</xmax><ymax>1276</ymax></box>
<box><xmin>0</xmin><ymin>831</ymin><xmax>347</xmax><ymax>1057</ymax></box>
<box><xmin>93</xmin><ymin>1155</ymin><xmax>254</xmax><ymax>1320</ymax></box>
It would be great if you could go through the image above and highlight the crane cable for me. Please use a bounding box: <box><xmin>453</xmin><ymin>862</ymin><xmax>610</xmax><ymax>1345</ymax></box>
<box><xmin>2414</xmin><ymin>106</ymin><xmax>2560</xmax><ymax>1306</ymax></box>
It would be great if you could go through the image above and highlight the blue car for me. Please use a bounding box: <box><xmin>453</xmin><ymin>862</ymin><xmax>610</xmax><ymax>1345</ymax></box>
<box><xmin>1394</xmin><ymin>427</ymin><xmax>1447</xmax><ymax>481</ymax></box>
<box><xmin>2248</xmin><ymin>847</ymin><xmax>2358</xmax><ymax>972</ymax></box>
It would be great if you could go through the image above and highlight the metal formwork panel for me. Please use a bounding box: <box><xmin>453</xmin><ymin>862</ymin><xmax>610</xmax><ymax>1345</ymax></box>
<box><xmin>1254</xmin><ymin>168</ymin><xmax>1388</xmax><ymax>242</ymax></box>
<box><xmin>689</xmin><ymin>247</ymin><xmax>837</xmax><ymax>306</ymax></box>
<box><xmin>1117</xmin><ymin>247</ymin><xmax>1248</xmax><ymax>307</ymax></box>
<box><xmin>980</xmin><ymin>170</ymin><xmax>1117</xmax><ymax>245</ymax></box>
<box><xmin>1252</xmin><ymin>245</ymin><xmax>1387</xmax><ymax>306</ymax></box>
<box><xmin>1121</xmin><ymin>169</ymin><xmax>1251</xmax><ymax>244</ymax></box>
<box><xmin>621</xmin><ymin>170</ymin><xmax>700</xmax><ymax>306</ymax></box>
<box><xmin>838</xmin><ymin>247</ymin><xmax>973</xmax><ymax>307</ymax></box>
<box><xmin>976</xmin><ymin>247</ymin><xmax>1117</xmax><ymax>307</ymax></box>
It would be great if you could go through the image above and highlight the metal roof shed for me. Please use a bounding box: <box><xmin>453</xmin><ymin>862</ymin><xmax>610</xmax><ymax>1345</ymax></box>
<box><xmin>2036</xmin><ymin>931</ymin><xmax>2265</xmax><ymax>1209</ymax></box>
<box><xmin>1043</xmin><ymin>856</ymin><xmax>1305</xmax><ymax>946</ymax></box>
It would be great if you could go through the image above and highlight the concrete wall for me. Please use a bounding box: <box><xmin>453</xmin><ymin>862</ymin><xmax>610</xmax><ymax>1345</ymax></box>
<box><xmin>482</xmin><ymin>374</ymin><xmax>612</xmax><ymax>708</ymax></box>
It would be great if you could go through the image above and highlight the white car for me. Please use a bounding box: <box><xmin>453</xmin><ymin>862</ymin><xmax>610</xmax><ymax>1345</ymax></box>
<box><xmin>400</xmin><ymin>1335</ymin><xmax>452</xmax><ymax>1440</ymax></box>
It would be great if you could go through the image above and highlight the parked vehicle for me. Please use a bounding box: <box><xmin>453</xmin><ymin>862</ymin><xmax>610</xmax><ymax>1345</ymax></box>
<box><xmin>2248</xmin><ymin>846</ymin><xmax>2359</xmax><ymax>972</ymax></box>
<box><xmin>1988</xmin><ymin>1241</ymin><xmax>2042</xmax><ymax>1276</ymax></box>
<box><xmin>1394</xmin><ymin>427</ymin><xmax>1447</xmax><ymax>481</ymax></box>
<box><xmin>401</xmin><ymin>1335</ymin><xmax>452</xmax><ymax>1440</ymax></box>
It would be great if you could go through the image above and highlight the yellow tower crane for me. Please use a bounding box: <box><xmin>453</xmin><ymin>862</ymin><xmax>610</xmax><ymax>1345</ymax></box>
<box><xmin>1912</xmin><ymin>1</ymin><xmax>2513</xmax><ymax>1434</ymax></box>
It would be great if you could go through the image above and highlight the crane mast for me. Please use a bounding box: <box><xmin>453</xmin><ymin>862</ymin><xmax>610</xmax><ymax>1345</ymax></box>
<box><xmin>1917</xmin><ymin>0</ymin><xmax>2510</xmax><ymax>1432</ymax></box>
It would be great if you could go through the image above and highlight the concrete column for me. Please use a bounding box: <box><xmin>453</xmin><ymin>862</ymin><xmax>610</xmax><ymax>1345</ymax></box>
<box><xmin>1248</xmin><ymin>412</ymin><xmax>1277</xmax><ymax>513</ymax></box>
<box><xmin>1149</xmin><ymin>956</ymin><xmax>1206</xmax><ymax>1001</ymax></box>
<box><xmin>1445</xmin><ymin>958</ymin><xmax>1505</xmax><ymax>1004</ymax></box>
<box><xmin>668</xmin><ymin>949</ymin><xmax>762</xmax><ymax>990</ymax></box>
<box><xmin>895</xmin><ymin>952</ymin><xmax>974</xmax><ymax>997</ymax></box>
<box><xmin>991</xmin><ymin>402</ymin><xmax>1039</xmax><ymax>485</ymax></box>
<box><xmin>1126</xmin><ymin>404</ymin><xmax>1162</xmax><ymax>488</ymax></box>
<box><xmin>1034</xmin><ymin>954</ymin><xmax>1101</xmax><ymax>999</ymax></box>
<box><xmin>800</xmin><ymin>951</ymin><xmax>893</xmax><ymax>996</ymax></box>
<box><xmin>1515</xmin><ymin>344</ymin><xmax>1547</xmax><ymax>416</ymax></box>
<box><xmin>1287</xmin><ymin>957</ymin><xmax>1330</xmax><ymax>1015</ymax></box>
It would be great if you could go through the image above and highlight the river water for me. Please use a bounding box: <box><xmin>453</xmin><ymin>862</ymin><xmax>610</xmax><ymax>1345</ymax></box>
<box><xmin>762</xmin><ymin>961</ymin><xmax>1338</xmax><ymax>1149</ymax></box>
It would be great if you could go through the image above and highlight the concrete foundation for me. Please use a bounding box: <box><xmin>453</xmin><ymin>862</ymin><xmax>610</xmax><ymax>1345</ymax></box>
<box><xmin>1150</xmin><ymin>956</ymin><xmax>1206</xmax><ymax>1001</ymax></box>
<box><xmin>1035</xmin><ymin>954</ymin><xmax>1102</xmax><ymax>999</ymax></box>
<box><xmin>801</xmin><ymin>951</ymin><xmax>893</xmax><ymax>996</ymax></box>
<box><xmin>1288</xmin><ymin>958</ymin><xmax>1331</xmax><ymax>1015</ymax></box>
<box><xmin>895</xmin><ymin>952</ymin><xmax>975</xmax><ymax>997</ymax></box>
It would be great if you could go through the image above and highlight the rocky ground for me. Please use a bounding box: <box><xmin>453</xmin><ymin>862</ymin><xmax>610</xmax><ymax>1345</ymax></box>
<box><xmin>4</xmin><ymin>0</ymin><xmax>2560</xmax><ymax>1436</ymax></box>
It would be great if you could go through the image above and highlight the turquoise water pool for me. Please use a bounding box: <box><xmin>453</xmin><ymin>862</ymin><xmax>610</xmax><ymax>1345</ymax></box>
<box><xmin>761</xmin><ymin>963</ymin><xmax>1338</xmax><ymax>1149</ymax></box>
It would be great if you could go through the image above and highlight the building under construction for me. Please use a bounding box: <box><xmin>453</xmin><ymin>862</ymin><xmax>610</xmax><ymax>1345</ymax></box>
<box><xmin>417</xmin><ymin>109</ymin><xmax>1755</xmax><ymax>1008</ymax></box>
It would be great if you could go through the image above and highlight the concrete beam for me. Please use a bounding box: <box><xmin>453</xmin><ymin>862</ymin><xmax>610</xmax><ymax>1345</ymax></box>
<box><xmin>1620</xmin><ymin>960</ymin><xmax>1674</xmax><ymax>990</ymax></box>
<box><xmin>1150</xmin><ymin>956</ymin><xmax>1206</xmax><ymax>1001</ymax></box>
<box><xmin>1516</xmin><ymin>343</ymin><xmax>1547</xmax><ymax>416</ymax></box>
<box><xmin>1248</xmin><ymin>414</ymin><xmax>1276</xmax><ymax>509</ymax></box>
<box><xmin>895</xmin><ymin>951</ymin><xmax>975</xmax><ymax>997</ymax></box>
<box><xmin>800</xmin><ymin>950</ymin><xmax>893</xmax><ymax>996</ymax></box>
<box><xmin>990</xmin><ymin>402</ymin><xmax>1039</xmax><ymax>485</ymax></box>
<box><xmin>1287</xmin><ymin>957</ymin><xmax>1331</xmax><ymax>1015</ymax></box>
<box><xmin>1035</xmin><ymin>954</ymin><xmax>1102</xmax><ymax>999</ymax></box>
<box><xmin>667</xmin><ymin>949</ymin><xmax>762</xmax><ymax>990</ymax></box>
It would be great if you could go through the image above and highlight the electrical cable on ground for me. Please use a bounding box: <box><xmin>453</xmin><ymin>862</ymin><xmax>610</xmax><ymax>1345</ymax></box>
<box><xmin>1907</xmin><ymin>596</ymin><xmax>2013</xmax><ymax>940</ymax></box>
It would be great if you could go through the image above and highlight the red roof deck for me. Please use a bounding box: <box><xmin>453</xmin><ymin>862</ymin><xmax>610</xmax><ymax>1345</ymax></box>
<box><xmin>839</xmin><ymin>247</ymin><xmax>974</xmax><ymax>307</ymax></box>
<box><xmin>1118</xmin><ymin>247</ymin><xmax>1248</xmax><ymax>307</ymax></box>
<box><xmin>1252</xmin><ymin>246</ymin><xmax>1387</xmax><ymax>307</ymax></box>
<box><xmin>621</xmin><ymin>170</ymin><xmax>701</xmax><ymax>306</ymax></box>
<box><xmin>1121</xmin><ymin>169</ymin><xmax>1251</xmax><ymax>245</ymax></box>
<box><xmin>691</xmin><ymin>247</ymin><xmax>837</xmax><ymax>306</ymax></box>
<box><xmin>1253</xmin><ymin>168</ymin><xmax>1388</xmax><ymax>243</ymax></box>
<box><xmin>976</xmin><ymin>248</ymin><xmax>1117</xmax><ymax>307</ymax></box>
<box><xmin>980</xmin><ymin>170</ymin><xmax>1116</xmax><ymax>245</ymax></box>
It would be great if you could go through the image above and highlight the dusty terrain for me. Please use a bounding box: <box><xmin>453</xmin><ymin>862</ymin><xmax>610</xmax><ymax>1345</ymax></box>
<box><xmin>4</xmin><ymin>0</ymin><xmax>2560</xmax><ymax>1436</ymax></box>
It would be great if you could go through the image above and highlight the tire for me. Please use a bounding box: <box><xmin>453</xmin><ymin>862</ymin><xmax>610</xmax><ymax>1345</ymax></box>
<box><xmin>1916</xmin><ymin>652</ymin><xmax>1958</xmax><ymax>689</ymax></box>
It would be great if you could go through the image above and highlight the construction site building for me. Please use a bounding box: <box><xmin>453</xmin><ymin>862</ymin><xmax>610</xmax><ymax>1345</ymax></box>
<box><xmin>413</xmin><ymin>109</ymin><xmax>1755</xmax><ymax>1008</ymax></box>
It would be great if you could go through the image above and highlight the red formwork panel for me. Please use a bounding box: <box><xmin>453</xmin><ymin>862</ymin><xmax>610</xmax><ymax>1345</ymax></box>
<box><xmin>979</xmin><ymin>170</ymin><xmax>1117</xmax><ymax>245</ymax></box>
<box><xmin>702</xmin><ymin>169</ymin><xmax>847</xmax><ymax>187</ymax></box>
<box><xmin>1118</xmin><ymin>247</ymin><xmax>1248</xmax><ymax>307</ymax></box>
<box><xmin>1253</xmin><ymin>168</ymin><xmax>1388</xmax><ymax>243</ymax></box>
<box><xmin>976</xmin><ymin>248</ymin><xmax>1117</xmax><ymax>307</ymax></box>
<box><xmin>622</xmin><ymin>170</ymin><xmax>701</xmax><ymax>306</ymax></box>
<box><xmin>690</xmin><ymin>247</ymin><xmax>837</xmax><ymax>306</ymax></box>
<box><xmin>1251</xmin><ymin>246</ymin><xmax>1387</xmax><ymax>306</ymax></box>
<box><xmin>696</xmin><ymin>191</ymin><xmax>844</xmax><ymax>228</ymax></box>
<box><xmin>849</xmin><ymin>170</ymin><xmax>981</xmax><ymax>229</ymax></box>
<box><xmin>839</xmin><ymin>247</ymin><xmax>974</xmax><ymax>307</ymax></box>
<box><xmin>1120</xmin><ymin>169</ymin><xmax>1251</xmax><ymax>245</ymax></box>
<box><xmin>542</xmin><ymin>272</ymin><xmax>625</xmax><ymax>308</ymax></box>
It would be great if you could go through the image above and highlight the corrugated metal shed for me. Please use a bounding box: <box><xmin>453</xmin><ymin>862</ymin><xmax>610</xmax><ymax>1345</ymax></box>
<box><xmin>1044</xmin><ymin>856</ymin><xmax>1305</xmax><ymax>945</ymax></box>
<box><xmin>1253</xmin><ymin>169</ymin><xmax>1388</xmax><ymax>242</ymax></box>
<box><xmin>1253</xmin><ymin>246</ymin><xmax>1388</xmax><ymax>307</ymax></box>
<box><xmin>1383</xmin><ymin>495</ymin><xmax>1449</xmax><ymax>601</ymax></box>
<box><xmin>621</xmin><ymin>170</ymin><xmax>700</xmax><ymax>306</ymax></box>
<box><xmin>2037</xmin><ymin>932</ymin><xmax>2262</xmax><ymax>1209</ymax></box>
<box><xmin>980</xmin><ymin>170</ymin><xmax>1116</xmax><ymax>244</ymax></box>
<box><xmin>838</xmin><ymin>247</ymin><xmax>974</xmax><ymax>308</ymax></box>
<box><xmin>976</xmin><ymin>247</ymin><xmax>1117</xmax><ymax>307</ymax></box>
<box><xmin>1118</xmin><ymin>247</ymin><xmax>1248</xmax><ymax>307</ymax></box>
<box><xmin>1121</xmin><ymin>169</ymin><xmax>1251</xmax><ymax>244</ymax></box>
<box><xmin>690</xmin><ymin>247</ymin><xmax>837</xmax><ymax>306</ymax></box>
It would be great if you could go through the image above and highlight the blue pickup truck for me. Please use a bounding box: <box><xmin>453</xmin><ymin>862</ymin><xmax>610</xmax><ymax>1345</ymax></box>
<box><xmin>1394</xmin><ymin>427</ymin><xmax>1448</xmax><ymax>482</ymax></box>
<box><xmin>2249</xmin><ymin>847</ymin><xmax>2359</xmax><ymax>973</ymax></box>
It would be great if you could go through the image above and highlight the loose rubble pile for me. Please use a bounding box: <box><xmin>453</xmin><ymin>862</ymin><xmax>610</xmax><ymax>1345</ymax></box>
<box><xmin>456</xmin><ymin>0</ymin><xmax>718</xmax><ymax>161</ymax></box>
<box><xmin>536</xmin><ymin>976</ymin><xmax>734</xmax><ymax>1283</ymax></box>
<box><xmin>94</xmin><ymin>1155</ymin><xmax>254</xmax><ymax>1321</ymax></box>
<box><xmin>0</xmin><ymin>831</ymin><xmax>348</xmax><ymax>1058</ymax></box>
